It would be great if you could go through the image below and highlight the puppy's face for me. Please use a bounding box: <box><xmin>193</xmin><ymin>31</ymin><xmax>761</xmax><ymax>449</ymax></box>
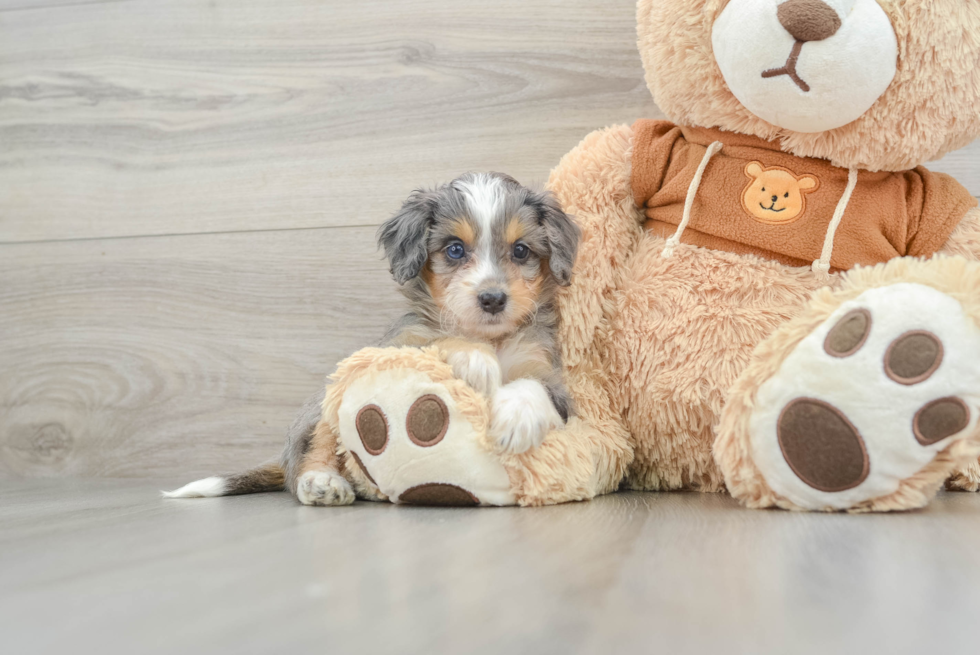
<box><xmin>378</xmin><ymin>173</ymin><xmax>580</xmax><ymax>340</ymax></box>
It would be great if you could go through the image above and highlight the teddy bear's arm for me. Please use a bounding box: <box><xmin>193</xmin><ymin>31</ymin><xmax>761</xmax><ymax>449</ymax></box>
<box><xmin>547</xmin><ymin>123</ymin><xmax>645</xmax><ymax>368</ymax></box>
<box><xmin>937</xmin><ymin>206</ymin><xmax>980</xmax><ymax>261</ymax></box>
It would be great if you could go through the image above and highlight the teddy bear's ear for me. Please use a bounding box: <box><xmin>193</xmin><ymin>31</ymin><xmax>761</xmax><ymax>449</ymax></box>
<box><xmin>745</xmin><ymin>162</ymin><xmax>763</xmax><ymax>178</ymax></box>
<box><xmin>798</xmin><ymin>176</ymin><xmax>818</xmax><ymax>191</ymax></box>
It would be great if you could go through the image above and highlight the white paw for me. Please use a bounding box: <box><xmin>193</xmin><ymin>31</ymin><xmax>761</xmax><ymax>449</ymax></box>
<box><xmin>296</xmin><ymin>470</ymin><xmax>355</xmax><ymax>506</ymax></box>
<box><xmin>490</xmin><ymin>379</ymin><xmax>563</xmax><ymax>454</ymax></box>
<box><xmin>446</xmin><ymin>348</ymin><xmax>501</xmax><ymax>396</ymax></box>
<box><xmin>750</xmin><ymin>283</ymin><xmax>980</xmax><ymax>510</ymax></box>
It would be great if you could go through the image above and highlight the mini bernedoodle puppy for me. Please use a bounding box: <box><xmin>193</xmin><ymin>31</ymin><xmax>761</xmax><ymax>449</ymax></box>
<box><xmin>166</xmin><ymin>172</ymin><xmax>580</xmax><ymax>505</ymax></box>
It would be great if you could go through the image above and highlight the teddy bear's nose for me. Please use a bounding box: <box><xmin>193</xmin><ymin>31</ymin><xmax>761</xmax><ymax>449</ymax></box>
<box><xmin>777</xmin><ymin>0</ymin><xmax>842</xmax><ymax>42</ymax></box>
<box><xmin>772</xmin><ymin>195</ymin><xmax>779</xmax><ymax>203</ymax></box>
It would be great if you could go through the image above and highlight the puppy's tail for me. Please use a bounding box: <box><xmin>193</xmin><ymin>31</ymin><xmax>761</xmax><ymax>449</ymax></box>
<box><xmin>162</xmin><ymin>461</ymin><xmax>285</xmax><ymax>498</ymax></box>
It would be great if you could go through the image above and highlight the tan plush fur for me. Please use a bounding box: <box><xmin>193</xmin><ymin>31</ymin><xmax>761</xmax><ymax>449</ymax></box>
<box><xmin>637</xmin><ymin>0</ymin><xmax>980</xmax><ymax>172</ymax></box>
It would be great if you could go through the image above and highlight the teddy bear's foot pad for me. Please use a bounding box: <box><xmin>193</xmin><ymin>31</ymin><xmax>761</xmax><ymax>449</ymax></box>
<box><xmin>338</xmin><ymin>368</ymin><xmax>515</xmax><ymax>506</ymax></box>
<box><xmin>751</xmin><ymin>283</ymin><xmax>980</xmax><ymax>510</ymax></box>
<box><xmin>399</xmin><ymin>483</ymin><xmax>480</xmax><ymax>507</ymax></box>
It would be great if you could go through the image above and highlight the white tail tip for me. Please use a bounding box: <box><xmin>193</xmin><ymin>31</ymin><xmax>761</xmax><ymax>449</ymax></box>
<box><xmin>161</xmin><ymin>476</ymin><xmax>227</xmax><ymax>498</ymax></box>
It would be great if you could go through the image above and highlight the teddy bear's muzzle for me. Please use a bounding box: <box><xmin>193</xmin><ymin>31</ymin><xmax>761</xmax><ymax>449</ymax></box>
<box><xmin>711</xmin><ymin>0</ymin><xmax>898</xmax><ymax>133</ymax></box>
<box><xmin>762</xmin><ymin>0</ymin><xmax>844</xmax><ymax>93</ymax></box>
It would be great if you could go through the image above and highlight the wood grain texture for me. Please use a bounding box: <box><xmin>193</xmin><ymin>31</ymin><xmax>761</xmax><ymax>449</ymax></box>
<box><xmin>0</xmin><ymin>227</ymin><xmax>403</xmax><ymax>477</ymax></box>
<box><xmin>3</xmin><ymin>480</ymin><xmax>980</xmax><ymax>654</ymax></box>
<box><xmin>0</xmin><ymin>0</ymin><xmax>659</xmax><ymax>242</ymax></box>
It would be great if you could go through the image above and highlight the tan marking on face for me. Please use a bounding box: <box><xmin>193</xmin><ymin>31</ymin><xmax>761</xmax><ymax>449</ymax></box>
<box><xmin>505</xmin><ymin>262</ymin><xmax>544</xmax><ymax>327</ymax></box>
<box><xmin>421</xmin><ymin>263</ymin><xmax>448</xmax><ymax>308</ymax></box>
<box><xmin>451</xmin><ymin>218</ymin><xmax>476</xmax><ymax>245</ymax></box>
<box><xmin>505</xmin><ymin>217</ymin><xmax>525</xmax><ymax>244</ymax></box>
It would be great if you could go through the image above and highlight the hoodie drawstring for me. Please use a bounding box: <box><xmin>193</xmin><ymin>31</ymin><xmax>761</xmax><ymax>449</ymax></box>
<box><xmin>811</xmin><ymin>167</ymin><xmax>858</xmax><ymax>278</ymax></box>
<box><xmin>662</xmin><ymin>140</ymin><xmax>724</xmax><ymax>258</ymax></box>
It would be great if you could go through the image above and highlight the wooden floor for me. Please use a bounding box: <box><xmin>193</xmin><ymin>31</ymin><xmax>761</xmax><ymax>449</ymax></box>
<box><xmin>2</xmin><ymin>479</ymin><xmax>980</xmax><ymax>655</ymax></box>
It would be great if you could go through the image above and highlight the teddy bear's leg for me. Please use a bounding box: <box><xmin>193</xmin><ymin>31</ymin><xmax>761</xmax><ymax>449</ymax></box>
<box><xmin>328</xmin><ymin>347</ymin><xmax>631</xmax><ymax>507</ymax></box>
<box><xmin>716</xmin><ymin>256</ymin><xmax>980</xmax><ymax>512</ymax></box>
<box><xmin>547</xmin><ymin>123</ymin><xmax>645</xmax><ymax>369</ymax></box>
<box><xmin>327</xmin><ymin>347</ymin><xmax>516</xmax><ymax>506</ymax></box>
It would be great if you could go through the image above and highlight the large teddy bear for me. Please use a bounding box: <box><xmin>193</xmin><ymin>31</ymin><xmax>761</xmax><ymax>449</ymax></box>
<box><xmin>326</xmin><ymin>0</ymin><xmax>980</xmax><ymax>512</ymax></box>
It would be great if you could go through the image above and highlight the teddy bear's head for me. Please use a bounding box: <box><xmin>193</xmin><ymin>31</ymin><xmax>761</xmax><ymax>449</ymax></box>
<box><xmin>637</xmin><ymin>0</ymin><xmax>980</xmax><ymax>171</ymax></box>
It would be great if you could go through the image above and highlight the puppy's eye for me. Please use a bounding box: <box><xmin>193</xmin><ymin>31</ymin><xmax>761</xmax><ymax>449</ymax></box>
<box><xmin>446</xmin><ymin>242</ymin><xmax>465</xmax><ymax>260</ymax></box>
<box><xmin>784</xmin><ymin>192</ymin><xmax>789</xmax><ymax>198</ymax></box>
<box><xmin>512</xmin><ymin>243</ymin><xmax>530</xmax><ymax>260</ymax></box>
<box><xmin>761</xmin><ymin>187</ymin><xmax>766</xmax><ymax>192</ymax></box>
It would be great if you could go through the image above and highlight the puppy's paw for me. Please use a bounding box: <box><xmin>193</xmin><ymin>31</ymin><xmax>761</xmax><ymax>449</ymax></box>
<box><xmin>446</xmin><ymin>348</ymin><xmax>501</xmax><ymax>397</ymax></box>
<box><xmin>296</xmin><ymin>470</ymin><xmax>355</xmax><ymax>506</ymax></box>
<box><xmin>490</xmin><ymin>379</ymin><xmax>563</xmax><ymax>454</ymax></box>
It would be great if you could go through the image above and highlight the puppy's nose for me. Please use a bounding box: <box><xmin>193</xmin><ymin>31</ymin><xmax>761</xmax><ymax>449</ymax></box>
<box><xmin>777</xmin><ymin>0</ymin><xmax>841</xmax><ymax>42</ymax></box>
<box><xmin>772</xmin><ymin>195</ymin><xmax>779</xmax><ymax>202</ymax></box>
<box><xmin>478</xmin><ymin>290</ymin><xmax>508</xmax><ymax>315</ymax></box>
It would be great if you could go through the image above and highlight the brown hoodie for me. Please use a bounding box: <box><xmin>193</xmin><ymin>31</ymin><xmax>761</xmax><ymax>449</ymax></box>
<box><xmin>631</xmin><ymin>120</ymin><xmax>977</xmax><ymax>270</ymax></box>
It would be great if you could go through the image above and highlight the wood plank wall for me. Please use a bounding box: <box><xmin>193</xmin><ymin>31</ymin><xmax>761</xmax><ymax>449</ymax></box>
<box><xmin>2</xmin><ymin>0</ymin><xmax>978</xmax><ymax>478</ymax></box>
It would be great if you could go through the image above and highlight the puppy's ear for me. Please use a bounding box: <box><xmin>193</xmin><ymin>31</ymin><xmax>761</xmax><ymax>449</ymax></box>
<box><xmin>377</xmin><ymin>189</ymin><xmax>436</xmax><ymax>284</ymax></box>
<box><xmin>533</xmin><ymin>192</ymin><xmax>580</xmax><ymax>286</ymax></box>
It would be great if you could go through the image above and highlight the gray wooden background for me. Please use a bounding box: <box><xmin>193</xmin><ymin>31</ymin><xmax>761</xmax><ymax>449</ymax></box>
<box><xmin>2</xmin><ymin>0</ymin><xmax>978</xmax><ymax>479</ymax></box>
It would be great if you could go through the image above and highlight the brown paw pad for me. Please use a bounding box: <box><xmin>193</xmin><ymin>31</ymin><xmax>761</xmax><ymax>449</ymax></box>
<box><xmin>356</xmin><ymin>405</ymin><xmax>389</xmax><ymax>455</ymax></box>
<box><xmin>399</xmin><ymin>483</ymin><xmax>479</xmax><ymax>506</ymax></box>
<box><xmin>778</xmin><ymin>398</ymin><xmax>869</xmax><ymax>492</ymax></box>
<box><xmin>914</xmin><ymin>398</ymin><xmax>970</xmax><ymax>445</ymax></box>
<box><xmin>406</xmin><ymin>394</ymin><xmax>449</xmax><ymax>447</ymax></box>
<box><xmin>824</xmin><ymin>308</ymin><xmax>872</xmax><ymax>357</ymax></box>
<box><xmin>884</xmin><ymin>330</ymin><xmax>943</xmax><ymax>385</ymax></box>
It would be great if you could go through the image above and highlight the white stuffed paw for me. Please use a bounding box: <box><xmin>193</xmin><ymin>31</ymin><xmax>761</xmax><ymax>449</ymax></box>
<box><xmin>749</xmin><ymin>283</ymin><xmax>980</xmax><ymax>510</ymax></box>
<box><xmin>490</xmin><ymin>379</ymin><xmax>563</xmax><ymax>454</ymax></box>
<box><xmin>296</xmin><ymin>470</ymin><xmax>355</xmax><ymax>506</ymax></box>
<box><xmin>337</xmin><ymin>367</ymin><xmax>516</xmax><ymax>506</ymax></box>
<box><xmin>446</xmin><ymin>348</ymin><xmax>501</xmax><ymax>396</ymax></box>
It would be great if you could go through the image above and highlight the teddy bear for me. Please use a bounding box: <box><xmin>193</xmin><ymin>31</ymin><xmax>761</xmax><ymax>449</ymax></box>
<box><xmin>322</xmin><ymin>0</ymin><xmax>980</xmax><ymax>511</ymax></box>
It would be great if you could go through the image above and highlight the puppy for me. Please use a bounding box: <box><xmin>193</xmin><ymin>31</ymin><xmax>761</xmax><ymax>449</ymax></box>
<box><xmin>164</xmin><ymin>172</ymin><xmax>580</xmax><ymax>506</ymax></box>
